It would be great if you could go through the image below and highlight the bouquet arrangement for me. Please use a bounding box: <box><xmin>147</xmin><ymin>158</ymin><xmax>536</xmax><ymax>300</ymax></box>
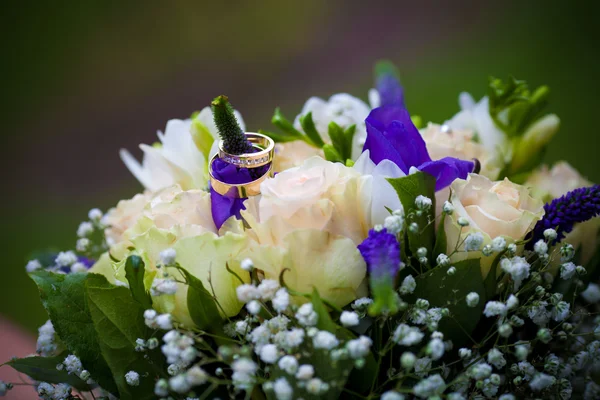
<box><xmin>3</xmin><ymin>61</ymin><xmax>600</xmax><ymax>400</ymax></box>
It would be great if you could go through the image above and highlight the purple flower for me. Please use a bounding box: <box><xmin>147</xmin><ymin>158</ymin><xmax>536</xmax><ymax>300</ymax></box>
<box><xmin>376</xmin><ymin>70</ymin><xmax>404</xmax><ymax>107</ymax></box>
<box><xmin>358</xmin><ymin>228</ymin><xmax>401</xmax><ymax>314</ymax></box>
<box><xmin>363</xmin><ymin>105</ymin><xmax>474</xmax><ymax>191</ymax></box>
<box><xmin>529</xmin><ymin>185</ymin><xmax>600</xmax><ymax>247</ymax></box>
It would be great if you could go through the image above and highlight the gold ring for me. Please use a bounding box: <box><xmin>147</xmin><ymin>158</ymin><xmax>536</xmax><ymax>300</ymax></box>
<box><xmin>209</xmin><ymin>154</ymin><xmax>273</xmax><ymax>198</ymax></box>
<box><xmin>218</xmin><ymin>132</ymin><xmax>275</xmax><ymax>168</ymax></box>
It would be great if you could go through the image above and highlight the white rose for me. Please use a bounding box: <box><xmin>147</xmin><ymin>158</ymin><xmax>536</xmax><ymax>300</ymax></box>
<box><xmin>272</xmin><ymin>140</ymin><xmax>324</xmax><ymax>173</ymax></box>
<box><xmin>104</xmin><ymin>192</ymin><xmax>152</xmax><ymax>246</ymax></box>
<box><xmin>120</xmin><ymin>107</ymin><xmax>245</xmax><ymax>192</ymax></box>
<box><xmin>294</xmin><ymin>94</ymin><xmax>373</xmax><ymax>160</ymax></box>
<box><xmin>445</xmin><ymin>174</ymin><xmax>544</xmax><ymax>278</ymax></box>
<box><xmin>526</xmin><ymin>162</ymin><xmax>599</xmax><ymax>265</ymax></box>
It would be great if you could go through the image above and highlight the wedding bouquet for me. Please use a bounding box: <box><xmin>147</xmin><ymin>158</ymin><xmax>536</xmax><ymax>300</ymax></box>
<box><xmin>3</xmin><ymin>61</ymin><xmax>600</xmax><ymax>400</ymax></box>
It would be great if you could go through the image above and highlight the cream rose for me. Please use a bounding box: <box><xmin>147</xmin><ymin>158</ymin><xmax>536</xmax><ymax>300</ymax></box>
<box><xmin>237</xmin><ymin>156</ymin><xmax>404</xmax><ymax>307</ymax></box>
<box><xmin>95</xmin><ymin>186</ymin><xmax>249</xmax><ymax>328</ymax></box>
<box><xmin>104</xmin><ymin>192</ymin><xmax>152</xmax><ymax>246</ymax></box>
<box><xmin>445</xmin><ymin>174</ymin><xmax>544</xmax><ymax>278</ymax></box>
<box><xmin>272</xmin><ymin>141</ymin><xmax>324</xmax><ymax>173</ymax></box>
<box><xmin>526</xmin><ymin>162</ymin><xmax>600</xmax><ymax>265</ymax></box>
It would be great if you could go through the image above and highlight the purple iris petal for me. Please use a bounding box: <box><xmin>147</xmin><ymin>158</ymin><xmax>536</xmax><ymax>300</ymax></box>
<box><xmin>419</xmin><ymin>157</ymin><xmax>475</xmax><ymax>191</ymax></box>
<box><xmin>357</xmin><ymin>228</ymin><xmax>401</xmax><ymax>280</ymax></box>
<box><xmin>376</xmin><ymin>73</ymin><xmax>405</xmax><ymax>107</ymax></box>
<box><xmin>210</xmin><ymin>188</ymin><xmax>247</xmax><ymax>230</ymax></box>
<box><xmin>363</xmin><ymin>105</ymin><xmax>475</xmax><ymax>191</ymax></box>
<box><xmin>364</xmin><ymin>106</ymin><xmax>430</xmax><ymax>171</ymax></box>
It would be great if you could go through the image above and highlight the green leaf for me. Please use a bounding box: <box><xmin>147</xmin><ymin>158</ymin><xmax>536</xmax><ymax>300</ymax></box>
<box><xmin>323</xmin><ymin>143</ymin><xmax>343</xmax><ymax>163</ymax></box>
<box><xmin>271</xmin><ymin>108</ymin><xmax>305</xmax><ymax>138</ymax></box>
<box><xmin>29</xmin><ymin>271</ymin><xmax>118</xmax><ymax>395</ymax></box>
<box><xmin>311</xmin><ymin>288</ymin><xmax>337</xmax><ymax>333</ymax></box>
<box><xmin>176</xmin><ymin>266</ymin><xmax>222</xmax><ymax>332</ymax></box>
<box><xmin>258</xmin><ymin>129</ymin><xmax>300</xmax><ymax>143</ymax></box>
<box><xmin>6</xmin><ymin>353</ymin><xmax>89</xmax><ymax>390</ymax></box>
<box><xmin>299</xmin><ymin>112</ymin><xmax>325</xmax><ymax>147</ymax></box>
<box><xmin>190</xmin><ymin>118</ymin><xmax>215</xmax><ymax>160</ymax></box>
<box><xmin>124</xmin><ymin>255</ymin><xmax>152</xmax><ymax>310</ymax></box>
<box><xmin>410</xmin><ymin>259</ymin><xmax>485</xmax><ymax>346</ymax></box>
<box><xmin>484</xmin><ymin>252</ymin><xmax>505</xmax><ymax>300</ymax></box>
<box><xmin>328</xmin><ymin>122</ymin><xmax>351</xmax><ymax>161</ymax></box>
<box><xmin>86</xmin><ymin>274</ymin><xmax>159</xmax><ymax>400</ymax></box>
<box><xmin>387</xmin><ymin>172</ymin><xmax>436</xmax><ymax>264</ymax></box>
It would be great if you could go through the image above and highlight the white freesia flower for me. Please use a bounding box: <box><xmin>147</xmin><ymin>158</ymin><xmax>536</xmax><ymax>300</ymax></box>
<box><xmin>120</xmin><ymin>107</ymin><xmax>245</xmax><ymax>192</ymax></box>
<box><xmin>445</xmin><ymin>93</ymin><xmax>506</xmax><ymax>154</ymax></box>
<box><xmin>294</xmin><ymin>93</ymin><xmax>376</xmax><ymax>161</ymax></box>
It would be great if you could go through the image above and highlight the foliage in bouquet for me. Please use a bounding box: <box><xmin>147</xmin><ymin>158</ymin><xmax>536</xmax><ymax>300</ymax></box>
<box><xmin>2</xmin><ymin>61</ymin><xmax>600</xmax><ymax>400</ymax></box>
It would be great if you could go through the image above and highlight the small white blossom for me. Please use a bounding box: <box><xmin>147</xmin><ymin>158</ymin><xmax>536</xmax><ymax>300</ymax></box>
<box><xmin>488</xmin><ymin>348</ymin><xmax>506</xmax><ymax>369</ymax></box>
<box><xmin>257</xmin><ymin>279</ymin><xmax>279</xmax><ymax>301</ymax></box>
<box><xmin>346</xmin><ymin>336</ymin><xmax>372</xmax><ymax>359</ymax></box>
<box><xmin>484</xmin><ymin>301</ymin><xmax>507</xmax><ymax>317</ymax></box>
<box><xmin>271</xmin><ymin>288</ymin><xmax>290</xmax><ymax>313</ymax></box>
<box><xmin>169</xmin><ymin>374</ymin><xmax>191</xmax><ymax>393</ymax></box>
<box><xmin>515</xmin><ymin>344</ymin><xmax>530</xmax><ymax>361</ymax></box>
<box><xmin>501</xmin><ymin>256</ymin><xmax>530</xmax><ymax>290</ymax></box>
<box><xmin>528</xmin><ymin>301</ymin><xmax>550</xmax><ymax>325</ymax></box>
<box><xmin>415</xmin><ymin>195</ymin><xmax>432</xmax><ymax>210</ymax></box>
<box><xmin>295</xmin><ymin>303</ymin><xmax>318</xmax><ymax>326</ymax></box>
<box><xmin>154</xmin><ymin>379</ymin><xmax>169</xmax><ymax>397</ymax></box>
<box><xmin>159</xmin><ymin>248</ymin><xmax>177</xmax><ymax>266</ymax></box>
<box><xmin>464</xmin><ymin>232</ymin><xmax>484</xmax><ymax>251</ymax></box>
<box><xmin>155</xmin><ymin>313</ymin><xmax>173</xmax><ymax>330</ymax></box>
<box><xmin>26</xmin><ymin>259</ymin><xmax>42</xmax><ymax>272</ymax></box>
<box><xmin>52</xmin><ymin>384</ymin><xmax>71</xmax><ymax>399</ymax></box>
<box><xmin>560</xmin><ymin>262</ymin><xmax>577</xmax><ymax>280</ymax></box>
<box><xmin>77</xmin><ymin>221</ymin><xmax>94</xmax><ymax>237</ymax></box>
<box><xmin>437</xmin><ymin>253</ymin><xmax>450</xmax><ymax>267</ymax></box>
<box><xmin>427</xmin><ymin>338</ymin><xmax>445</xmax><ymax>360</ymax></box>
<box><xmin>470</xmin><ymin>362</ymin><xmax>492</xmax><ymax>380</ymax></box>
<box><xmin>250</xmin><ymin>325</ymin><xmax>271</xmax><ymax>348</ymax></box>
<box><xmin>534</xmin><ymin>240</ymin><xmax>548</xmax><ymax>255</ymax></box>
<box><xmin>55</xmin><ymin>251</ymin><xmax>78</xmax><ymax>267</ymax></box>
<box><xmin>413</xmin><ymin>374</ymin><xmax>445</xmax><ymax>398</ymax></box>
<box><xmin>393</xmin><ymin>324</ymin><xmax>424</xmax><ymax>346</ymax></box>
<box><xmin>442</xmin><ymin>201</ymin><xmax>454</xmax><ymax>214</ymax></box>
<box><xmin>151</xmin><ymin>278</ymin><xmax>178</xmax><ymax>296</ymax></box>
<box><xmin>381</xmin><ymin>391</ymin><xmax>405</xmax><ymax>400</ymax></box>
<box><xmin>276</xmin><ymin>328</ymin><xmax>305</xmax><ymax>351</ymax></box>
<box><xmin>313</xmin><ymin>331</ymin><xmax>339</xmax><ymax>350</ymax></box>
<box><xmin>266</xmin><ymin>315</ymin><xmax>290</xmax><ymax>332</ymax></box>
<box><xmin>37</xmin><ymin>320</ymin><xmax>57</xmax><ymax>356</ymax></box>
<box><xmin>543</xmin><ymin>228</ymin><xmax>557</xmax><ymax>241</ymax></box>
<box><xmin>273</xmin><ymin>377</ymin><xmax>293</xmax><ymax>400</ymax></box>
<box><xmin>232</xmin><ymin>358</ymin><xmax>257</xmax><ymax>390</ymax></box>
<box><xmin>295</xmin><ymin>364</ymin><xmax>314</xmax><ymax>380</ymax></box>
<box><xmin>529</xmin><ymin>373</ymin><xmax>556</xmax><ymax>391</ymax></box>
<box><xmin>246</xmin><ymin>300</ymin><xmax>261</xmax><ymax>315</ymax></box>
<box><xmin>240</xmin><ymin>258</ymin><xmax>254</xmax><ymax>271</ymax></box>
<box><xmin>340</xmin><ymin>311</ymin><xmax>360</xmax><ymax>327</ymax></box>
<box><xmin>76</xmin><ymin>238</ymin><xmax>90</xmax><ymax>252</ymax></box>
<box><xmin>459</xmin><ymin>348</ymin><xmax>472</xmax><ymax>359</ymax></box>
<box><xmin>384</xmin><ymin>215</ymin><xmax>404</xmax><ymax>234</ymax></box>
<box><xmin>352</xmin><ymin>297</ymin><xmax>373</xmax><ymax>311</ymax></box>
<box><xmin>259</xmin><ymin>344</ymin><xmax>279</xmax><ymax>364</ymax></box>
<box><xmin>466</xmin><ymin>292</ymin><xmax>480</xmax><ymax>307</ymax></box>
<box><xmin>236</xmin><ymin>284</ymin><xmax>260</xmax><ymax>303</ymax></box>
<box><xmin>277</xmin><ymin>355</ymin><xmax>298</xmax><ymax>375</ymax></box>
<box><xmin>125</xmin><ymin>371</ymin><xmax>140</xmax><ymax>386</ymax></box>
<box><xmin>88</xmin><ymin>208</ymin><xmax>103</xmax><ymax>221</ymax></box>
<box><xmin>306</xmin><ymin>378</ymin><xmax>328</xmax><ymax>395</ymax></box>
<box><xmin>447</xmin><ymin>266</ymin><xmax>456</xmax><ymax>275</ymax></box>
<box><xmin>506</xmin><ymin>294</ymin><xmax>519</xmax><ymax>310</ymax></box>
<box><xmin>186</xmin><ymin>366</ymin><xmax>208</xmax><ymax>386</ymax></box>
<box><xmin>63</xmin><ymin>354</ymin><xmax>83</xmax><ymax>375</ymax></box>
<box><xmin>551</xmin><ymin>301</ymin><xmax>570</xmax><ymax>322</ymax></box>
<box><xmin>491</xmin><ymin>236</ymin><xmax>507</xmax><ymax>252</ymax></box>
<box><xmin>401</xmin><ymin>352</ymin><xmax>416</xmax><ymax>369</ymax></box>
<box><xmin>399</xmin><ymin>275</ymin><xmax>416</xmax><ymax>295</ymax></box>
<box><xmin>498</xmin><ymin>323</ymin><xmax>513</xmax><ymax>338</ymax></box>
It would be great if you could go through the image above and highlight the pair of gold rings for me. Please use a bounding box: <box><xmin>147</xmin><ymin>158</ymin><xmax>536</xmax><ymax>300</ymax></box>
<box><xmin>209</xmin><ymin>132</ymin><xmax>275</xmax><ymax>198</ymax></box>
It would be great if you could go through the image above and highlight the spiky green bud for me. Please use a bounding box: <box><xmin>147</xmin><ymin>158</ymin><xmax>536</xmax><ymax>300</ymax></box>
<box><xmin>211</xmin><ymin>95</ymin><xmax>253</xmax><ymax>155</ymax></box>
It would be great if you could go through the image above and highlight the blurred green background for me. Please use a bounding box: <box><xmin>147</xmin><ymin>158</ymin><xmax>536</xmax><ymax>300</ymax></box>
<box><xmin>2</xmin><ymin>0</ymin><xmax>599</xmax><ymax>332</ymax></box>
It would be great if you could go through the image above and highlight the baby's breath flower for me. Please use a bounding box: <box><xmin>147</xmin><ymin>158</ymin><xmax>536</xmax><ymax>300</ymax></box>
<box><xmin>466</xmin><ymin>292</ymin><xmax>480</xmax><ymax>307</ymax></box>
<box><xmin>273</xmin><ymin>377</ymin><xmax>293</xmax><ymax>400</ymax></box>
<box><xmin>401</xmin><ymin>352</ymin><xmax>416</xmax><ymax>369</ymax></box>
<box><xmin>399</xmin><ymin>275</ymin><xmax>416</xmax><ymax>295</ymax></box>
<box><xmin>560</xmin><ymin>243</ymin><xmax>575</xmax><ymax>261</ymax></box>
<box><xmin>506</xmin><ymin>294</ymin><xmax>519</xmax><ymax>310</ymax></box>
<box><xmin>426</xmin><ymin>338</ymin><xmax>445</xmax><ymax>360</ymax></box>
<box><xmin>413</xmin><ymin>374</ymin><xmax>445</xmax><ymax>398</ymax></box>
<box><xmin>158</xmin><ymin>248</ymin><xmax>177</xmax><ymax>266</ymax></box>
<box><xmin>442</xmin><ymin>201</ymin><xmax>454</xmax><ymax>214</ymax></box>
<box><xmin>393</xmin><ymin>324</ymin><xmax>424</xmax><ymax>346</ymax></box>
<box><xmin>246</xmin><ymin>300</ymin><xmax>261</xmax><ymax>315</ymax></box>
<box><xmin>257</xmin><ymin>279</ymin><xmax>279</xmax><ymax>301</ymax></box>
<box><xmin>278</xmin><ymin>355</ymin><xmax>298</xmax><ymax>375</ymax></box>
<box><xmin>240</xmin><ymin>258</ymin><xmax>254</xmax><ymax>271</ymax></box>
<box><xmin>484</xmin><ymin>301</ymin><xmax>507</xmax><ymax>317</ymax></box>
<box><xmin>384</xmin><ymin>215</ymin><xmax>404</xmax><ymax>235</ymax></box>
<box><xmin>272</xmin><ymin>288</ymin><xmax>290</xmax><ymax>313</ymax></box>
<box><xmin>529</xmin><ymin>373</ymin><xmax>556</xmax><ymax>391</ymax></box>
<box><xmin>551</xmin><ymin>301</ymin><xmax>570</xmax><ymax>322</ymax></box>
<box><xmin>88</xmin><ymin>208</ymin><xmax>103</xmax><ymax>221</ymax></box>
<box><xmin>259</xmin><ymin>344</ymin><xmax>279</xmax><ymax>364</ymax></box>
<box><xmin>236</xmin><ymin>284</ymin><xmax>260</xmax><ymax>303</ymax></box>
<box><xmin>169</xmin><ymin>374</ymin><xmax>191</xmax><ymax>394</ymax></box>
<box><xmin>295</xmin><ymin>364</ymin><xmax>314</xmax><ymax>380</ymax></box>
<box><xmin>491</xmin><ymin>237</ymin><xmax>507</xmax><ymax>252</ymax></box>
<box><xmin>63</xmin><ymin>354</ymin><xmax>83</xmax><ymax>375</ymax></box>
<box><xmin>76</xmin><ymin>238</ymin><xmax>90</xmax><ymax>252</ymax></box>
<box><xmin>488</xmin><ymin>348</ymin><xmax>506</xmax><ymax>369</ymax></box>
<box><xmin>436</xmin><ymin>253</ymin><xmax>450</xmax><ymax>267</ymax></box>
<box><xmin>464</xmin><ymin>232</ymin><xmax>484</xmax><ymax>251</ymax></box>
<box><xmin>125</xmin><ymin>371</ymin><xmax>140</xmax><ymax>386</ymax></box>
<box><xmin>295</xmin><ymin>303</ymin><xmax>318</xmax><ymax>326</ymax></box>
<box><xmin>26</xmin><ymin>259</ymin><xmax>42</xmax><ymax>273</ymax></box>
<box><xmin>534</xmin><ymin>239</ymin><xmax>548</xmax><ymax>255</ymax></box>
<box><xmin>77</xmin><ymin>222</ymin><xmax>94</xmax><ymax>238</ymax></box>
<box><xmin>501</xmin><ymin>256</ymin><xmax>530</xmax><ymax>290</ymax></box>
<box><xmin>415</xmin><ymin>195</ymin><xmax>432</xmax><ymax>210</ymax></box>
<box><xmin>457</xmin><ymin>217</ymin><xmax>470</xmax><ymax>227</ymax></box>
<box><xmin>469</xmin><ymin>362</ymin><xmax>492</xmax><ymax>380</ymax></box>
<box><xmin>537</xmin><ymin>328</ymin><xmax>552</xmax><ymax>344</ymax></box>
<box><xmin>560</xmin><ymin>262</ymin><xmax>576</xmax><ymax>280</ymax></box>
<box><xmin>313</xmin><ymin>331</ymin><xmax>339</xmax><ymax>350</ymax></box>
<box><xmin>381</xmin><ymin>391</ymin><xmax>405</xmax><ymax>400</ymax></box>
<box><xmin>543</xmin><ymin>228</ymin><xmax>557</xmax><ymax>241</ymax></box>
<box><xmin>151</xmin><ymin>278</ymin><xmax>178</xmax><ymax>296</ymax></box>
<box><xmin>409</xmin><ymin>222</ymin><xmax>419</xmax><ymax>233</ymax></box>
<box><xmin>346</xmin><ymin>336</ymin><xmax>372</xmax><ymax>359</ymax></box>
<box><xmin>55</xmin><ymin>251</ymin><xmax>78</xmax><ymax>267</ymax></box>
<box><xmin>498</xmin><ymin>323</ymin><xmax>513</xmax><ymax>338</ymax></box>
<box><xmin>340</xmin><ymin>311</ymin><xmax>360</xmax><ymax>327</ymax></box>
<box><xmin>154</xmin><ymin>379</ymin><xmax>169</xmax><ymax>397</ymax></box>
<box><xmin>446</xmin><ymin>266</ymin><xmax>456</xmax><ymax>276</ymax></box>
<box><xmin>155</xmin><ymin>313</ymin><xmax>173</xmax><ymax>330</ymax></box>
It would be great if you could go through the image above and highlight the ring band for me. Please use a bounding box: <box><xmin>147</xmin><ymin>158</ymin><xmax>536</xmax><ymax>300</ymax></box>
<box><xmin>209</xmin><ymin>154</ymin><xmax>273</xmax><ymax>198</ymax></box>
<box><xmin>218</xmin><ymin>132</ymin><xmax>275</xmax><ymax>168</ymax></box>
